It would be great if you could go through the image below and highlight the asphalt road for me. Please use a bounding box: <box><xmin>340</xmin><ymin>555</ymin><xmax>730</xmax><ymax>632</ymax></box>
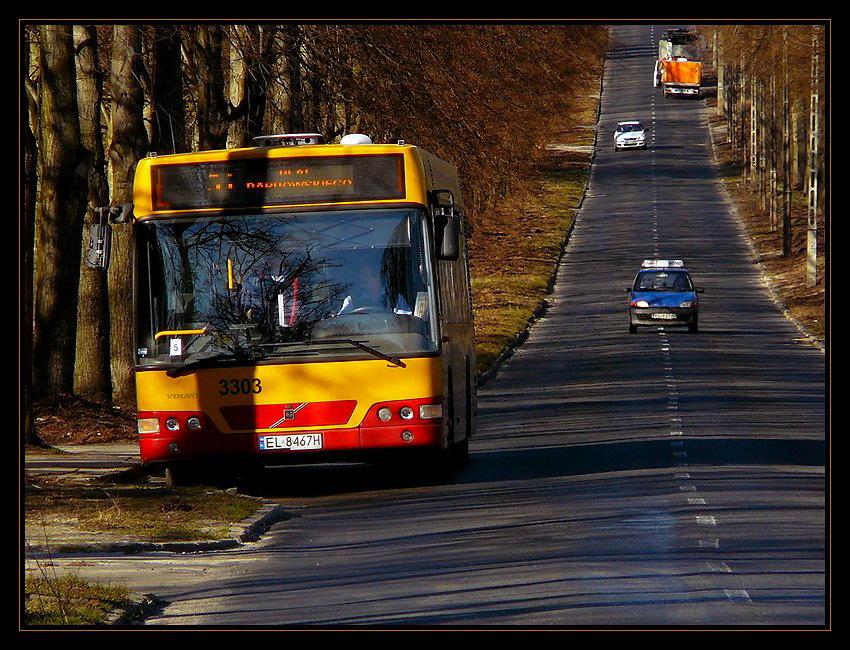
<box><xmin>34</xmin><ymin>25</ymin><xmax>826</xmax><ymax>627</ymax></box>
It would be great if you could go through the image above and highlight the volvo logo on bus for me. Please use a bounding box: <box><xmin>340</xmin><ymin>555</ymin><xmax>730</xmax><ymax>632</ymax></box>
<box><xmin>269</xmin><ymin>403</ymin><xmax>308</xmax><ymax>428</ymax></box>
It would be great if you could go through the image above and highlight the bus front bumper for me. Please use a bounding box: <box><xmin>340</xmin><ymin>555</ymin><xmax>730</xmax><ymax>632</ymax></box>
<box><xmin>139</xmin><ymin>422</ymin><xmax>445</xmax><ymax>466</ymax></box>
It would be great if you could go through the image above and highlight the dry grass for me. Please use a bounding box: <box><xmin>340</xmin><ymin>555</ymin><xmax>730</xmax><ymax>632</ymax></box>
<box><xmin>34</xmin><ymin>394</ymin><xmax>136</xmax><ymax>445</ymax></box>
<box><xmin>470</xmin><ymin>92</ymin><xmax>600</xmax><ymax>375</ymax></box>
<box><xmin>25</xmin><ymin>572</ymin><xmax>132</xmax><ymax>626</ymax></box>
<box><xmin>25</xmin><ymin>476</ymin><xmax>260</xmax><ymax>544</ymax></box>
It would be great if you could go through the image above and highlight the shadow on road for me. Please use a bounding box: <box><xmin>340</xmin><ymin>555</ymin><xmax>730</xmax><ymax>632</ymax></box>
<box><xmin>246</xmin><ymin>436</ymin><xmax>824</xmax><ymax>498</ymax></box>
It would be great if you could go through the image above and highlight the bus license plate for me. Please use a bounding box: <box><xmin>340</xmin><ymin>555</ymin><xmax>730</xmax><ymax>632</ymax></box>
<box><xmin>651</xmin><ymin>313</ymin><xmax>677</xmax><ymax>320</ymax></box>
<box><xmin>258</xmin><ymin>433</ymin><xmax>323</xmax><ymax>451</ymax></box>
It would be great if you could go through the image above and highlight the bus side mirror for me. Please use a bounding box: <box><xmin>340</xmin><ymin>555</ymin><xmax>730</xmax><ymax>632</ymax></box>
<box><xmin>432</xmin><ymin>189</ymin><xmax>460</xmax><ymax>261</ymax></box>
<box><xmin>84</xmin><ymin>203</ymin><xmax>134</xmax><ymax>270</ymax></box>
<box><xmin>84</xmin><ymin>223</ymin><xmax>112</xmax><ymax>269</ymax></box>
<box><xmin>438</xmin><ymin>212</ymin><xmax>460</xmax><ymax>260</ymax></box>
<box><xmin>84</xmin><ymin>206</ymin><xmax>116</xmax><ymax>270</ymax></box>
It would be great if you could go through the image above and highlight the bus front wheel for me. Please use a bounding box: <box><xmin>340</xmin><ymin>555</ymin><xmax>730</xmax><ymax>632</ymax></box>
<box><xmin>164</xmin><ymin>463</ymin><xmax>195</xmax><ymax>488</ymax></box>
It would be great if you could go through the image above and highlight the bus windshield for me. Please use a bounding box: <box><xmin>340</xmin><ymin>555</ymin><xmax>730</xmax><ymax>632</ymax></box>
<box><xmin>136</xmin><ymin>208</ymin><xmax>439</xmax><ymax>368</ymax></box>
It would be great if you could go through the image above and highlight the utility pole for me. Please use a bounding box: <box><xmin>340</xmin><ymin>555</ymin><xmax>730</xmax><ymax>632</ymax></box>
<box><xmin>807</xmin><ymin>27</ymin><xmax>819</xmax><ymax>286</ymax></box>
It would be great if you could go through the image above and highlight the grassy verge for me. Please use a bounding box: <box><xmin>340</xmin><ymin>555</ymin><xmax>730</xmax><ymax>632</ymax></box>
<box><xmin>25</xmin><ymin>475</ymin><xmax>261</xmax><ymax>545</ymax></box>
<box><xmin>470</xmin><ymin>129</ymin><xmax>598</xmax><ymax>377</ymax></box>
<box><xmin>25</xmin><ymin>573</ymin><xmax>132</xmax><ymax>626</ymax></box>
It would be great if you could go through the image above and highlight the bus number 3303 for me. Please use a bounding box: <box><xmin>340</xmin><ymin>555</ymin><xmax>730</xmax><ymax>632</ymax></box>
<box><xmin>219</xmin><ymin>378</ymin><xmax>263</xmax><ymax>395</ymax></box>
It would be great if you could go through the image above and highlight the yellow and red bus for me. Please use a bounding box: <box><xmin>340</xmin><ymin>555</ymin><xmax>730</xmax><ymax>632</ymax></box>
<box><xmin>88</xmin><ymin>133</ymin><xmax>476</xmax><ymax>485</ymax></box>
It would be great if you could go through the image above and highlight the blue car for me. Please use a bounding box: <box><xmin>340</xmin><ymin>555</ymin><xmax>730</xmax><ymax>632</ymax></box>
<box><xmin>627</xmin><ymin>260</ymin><xmax>704</xmax><ymax>333</ymax></box>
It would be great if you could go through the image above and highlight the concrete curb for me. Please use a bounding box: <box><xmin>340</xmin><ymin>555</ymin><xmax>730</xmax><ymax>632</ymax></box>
<box><xmin>26</xmin><ymin>461</ymin><xmax>294</xmax><ymax>625</ymax></box>
<box><xmin>25</xmin><ymin>499</ymin><xmax>293</xmax><ymax>556</ymax></box>
<box><xmin>103</xmin><ymin>592</ymin><xmax>161</xmax><ymax>626</ymax></box>
<box><xmin>92</xmin><ymin>504</ymin><xmax>293</xmax><ymax>625</ymax></box>
<box><xmin>702</xmin><ymin>107</ymin><xmax>826</xmax><ymax>354</ymax></box>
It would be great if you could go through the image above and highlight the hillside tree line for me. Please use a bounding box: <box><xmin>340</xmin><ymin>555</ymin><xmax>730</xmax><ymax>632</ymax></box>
<box><xmin>23</xmin><ymin>23</ymin><xmax>608</xmax><ymax>443</ymax></box>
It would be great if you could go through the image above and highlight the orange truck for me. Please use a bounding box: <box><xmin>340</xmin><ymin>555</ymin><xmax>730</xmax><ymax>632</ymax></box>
<box><xmin>660</xmin><ymin>58</ymin><xmax>702</xmax><ymax>98</ymax></box>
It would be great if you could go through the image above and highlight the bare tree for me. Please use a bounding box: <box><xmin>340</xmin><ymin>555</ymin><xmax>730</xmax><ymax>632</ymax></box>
<box><xmin>73</xmin><ymin>24</ymin><xmax>111</xmax><ymax>402</ymax></box>
<box><xmin>184</xmin><ymin>24</ymin><xmax>230</xmax><ymax>150</ymax></box>
<box><xmin>23</xmin><ymin>27</ymin><xmax>44</xmax><ymax>446</ymax></box>
<box><xmin>705</xmin><ymin>23</ymin><xmax>825</xmax><ymax>277</ymax></box>
<box><xmin>150</xmin><ymin>24</ymin><xmax>187</xmax><ymax>155</ymax></box>
<box><xmin>25</xmin><ymin>22</ymin><xmax>609</xmax><ymax>413</ymax></box>
<box><xmin>107</xmin><ymin>24</ymin><xmax>148</xmax><ymax>408</ymax></box>
<box><xmin>32</xmin><ymin>25</ymin><xmax>88</xmax><ymax>398</ymax></box>
<box><xmin>224</xmin><ymin>25</ymin><xmax>276</xmax><ymax>148</ymax></box>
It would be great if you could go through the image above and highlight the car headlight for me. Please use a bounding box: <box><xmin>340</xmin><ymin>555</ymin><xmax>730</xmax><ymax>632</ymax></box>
<box><xmin>679</xmin><ymin>300</ymin><xmax>693</xmax><ymax>308</ymax></box>
<box><xmin>633</xmin><ymin>300</ymin><xmax>650</xmax><ymax>308</ymax></box>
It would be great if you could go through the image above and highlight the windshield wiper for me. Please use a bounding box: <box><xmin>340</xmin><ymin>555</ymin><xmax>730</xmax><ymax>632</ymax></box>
<box><xmin>264</xmin><ymin>338</ymin><xmax>407</xmax><ymax>368</ymax></box>
<box><xmin>166</xmin><ymin>350</ymin><xmax>264</xmax><ymax>378</ymax></box>
<box><xmin>314</xmin><ymin>339</ymin><xmax>407</xmax><ymax>368</ymax></box>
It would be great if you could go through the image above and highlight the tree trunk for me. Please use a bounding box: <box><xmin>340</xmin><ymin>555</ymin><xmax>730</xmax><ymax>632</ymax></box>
<box><xmin>23</xmin><ymin>31</ymin><xmax>45</xmax><ymax>447</ymax></box>
<box><xmin>227</xmin><ymin>26</ymin><xmax>248</xmax><ymax>148</ymax></box>
<box><xmin>73</xmin><ymin>24</ymin><xmax>111</xmax><ymax>402</ymax></box>
<box><xmin>782</xmin><ymin>27</ymin><xmax>792</xmax><ymax>258</ymax></box>
<box><xmin>107</xmin><ymin>25</ymin><xmax>148</xmax><ymax>409</ymax></box>
<box><xmin>806</xmin><ymin>29</ymin><xmax>819</xmax><ymax>287</ymax></box>
<box><xmin>151</xmin><ymin>25</ymin><xmax>186</xmax><ymax>155</ymax></box>
<box><xmin>283</xmin><ymin>25</ymin><xmax>304</xmax><ymax>133</ymax></box>
<box><xmin>769</xmin><ymin>74</ymin><xmax>777</xmax><ymax>231</ymax></box>
<box><xmin>32</xmin><ymin>25</ymin><xmax>88</xmax><ymax>398</ymax></box>
<box><xmin>714</xmin><ymin>31</ymin><xmax>725</xmax><ymax>119</ymax></box>
<box><xmin>792</xmin><ymin>98</ymin><xmax>806</xmax><ymax>191</ymax></box>
<box><xmin>192</xmin><ymin>25</ymin><xmax>229</xmax><ymax>150</ymax></box>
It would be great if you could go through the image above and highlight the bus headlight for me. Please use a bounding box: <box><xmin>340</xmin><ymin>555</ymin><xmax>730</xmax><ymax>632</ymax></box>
<box><xmin>165</xmin><ymin>417</ymin><xmax>180</xmax><ymax>432</ymax></box>
<box><xmin>377</xmin><ymin>407</ymin><xmax>392</xmax><ymax>422</ymax></box>
<box><xmin>399</xmin><ymin>406</ymin><xmax>414</xmax><ymax>420</ymax></box>
<box><xmin>187</xmin><ymin>416</ymin><xmax>203</xmax><ymax>431</ymax></box>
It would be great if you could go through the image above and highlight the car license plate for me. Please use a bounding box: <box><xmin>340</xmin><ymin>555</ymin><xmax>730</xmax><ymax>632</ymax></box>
<box><xmin>651</xmin><ymin>313</ymin><xmax>677</xmax><ymax>320</ymax></box>
<box><xmin>258</xmin><ymin>433</ymin><xmax>323</xmax><ymax>451</ymax></box>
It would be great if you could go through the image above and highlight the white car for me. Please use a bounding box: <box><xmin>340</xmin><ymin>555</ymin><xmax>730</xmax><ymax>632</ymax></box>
<box><xmin>614</xmin><ymin>121</ymin><xmax>647</xmax><ymax>151</ymax></box>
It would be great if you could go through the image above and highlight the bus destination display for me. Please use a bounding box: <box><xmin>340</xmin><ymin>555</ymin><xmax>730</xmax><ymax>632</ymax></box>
<box><xmin>151</xmin><ymin>154</ymin><xmax>406</xmax><ymax>211</ymax></box>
